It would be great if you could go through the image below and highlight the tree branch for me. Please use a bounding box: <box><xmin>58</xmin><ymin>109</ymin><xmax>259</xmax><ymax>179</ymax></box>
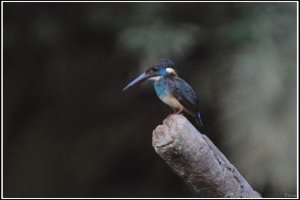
<box><xmin>152</xmin><ymin>114</ymin><xmax>261</xmax><ymax>198</ymax></box>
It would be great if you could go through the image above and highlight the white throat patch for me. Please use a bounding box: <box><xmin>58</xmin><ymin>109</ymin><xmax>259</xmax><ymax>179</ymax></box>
<box><xmin>149</xmin><ymin>76</ymin><xmax>163</xmax><ymax>81</ymax></box>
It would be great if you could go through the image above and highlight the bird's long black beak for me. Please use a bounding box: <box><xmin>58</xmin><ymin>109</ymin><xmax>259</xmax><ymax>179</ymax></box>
<box><xmin>122</xmin><ymin>72</ymin><xmax>153</xmax><ymax>91</ymax></box>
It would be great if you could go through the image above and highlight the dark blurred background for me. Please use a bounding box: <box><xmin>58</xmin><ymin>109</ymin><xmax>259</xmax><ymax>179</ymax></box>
<box><xmin>3</xmin><ymin>2</ymin><xmax>297</xmax><ymax>198</ymax></box>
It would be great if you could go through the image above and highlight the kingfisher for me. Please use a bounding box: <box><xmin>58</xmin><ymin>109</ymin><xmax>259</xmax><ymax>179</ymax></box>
<box><xmin>123</xmin><ymin>58</ymin><xmax>203</xmax><ymax>127</ymax></box>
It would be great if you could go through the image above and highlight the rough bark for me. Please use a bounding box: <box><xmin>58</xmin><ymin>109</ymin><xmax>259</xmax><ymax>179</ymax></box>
<box><xmin>152</xmin><ymin>114</ymin><xmax>261</xmax><ymax>198</ymax></box>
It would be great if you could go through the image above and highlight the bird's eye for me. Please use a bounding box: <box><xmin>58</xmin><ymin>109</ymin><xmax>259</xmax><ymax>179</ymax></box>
<box><xmin>152</xmin><ymin>67</ymin><xmax>158</xmax><ymax>71</ymax></box>
<box><xmin>147</xmin><ymin>67</ymin><xmax>158</xmax><ymax>73</ymax></box>
<box><xmin>146</xmin><ymin>68</ymin><xmax>155</xmax><ymax>73</ymax></box>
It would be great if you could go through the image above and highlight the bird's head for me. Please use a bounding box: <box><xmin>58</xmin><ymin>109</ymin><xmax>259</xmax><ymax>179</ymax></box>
<box><xmin>123</xmin><ymin>58</ymin><xmax>177</xmax><ymax>91</ymax></box>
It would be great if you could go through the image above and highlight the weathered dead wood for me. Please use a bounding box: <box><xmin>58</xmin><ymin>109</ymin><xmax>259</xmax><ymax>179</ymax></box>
<box><xmin>152</xmin><ymin>114</ymin><xmax>261</xmax><ymax>198</ymax></box>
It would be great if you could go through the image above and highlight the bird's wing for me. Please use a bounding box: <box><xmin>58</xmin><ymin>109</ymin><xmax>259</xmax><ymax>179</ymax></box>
<box><xmin>168</xmin><ymin>76</ymin><xmax>199</xmax><ymax>114</ymax></box>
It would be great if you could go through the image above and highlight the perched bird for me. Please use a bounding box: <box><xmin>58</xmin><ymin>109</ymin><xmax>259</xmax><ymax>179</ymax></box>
<box><xmin>123</xmin><ymin>58</ymin><xmax>203</xmax><ymax>127</ymax></box>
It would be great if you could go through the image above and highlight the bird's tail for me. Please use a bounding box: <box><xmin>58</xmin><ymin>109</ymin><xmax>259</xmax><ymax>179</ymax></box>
<box><xmin>194</xmin><ymin>112</ymin><xmax>203</xmax><ymax>128</ymax></box>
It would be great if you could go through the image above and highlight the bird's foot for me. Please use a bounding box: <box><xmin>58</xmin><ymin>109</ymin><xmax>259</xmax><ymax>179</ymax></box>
<box><xmin>167</xmin><ymin>107</ymin><xmax>184</xmax><ymax>118</ymax></box>
<box><xmin>175</xmin><ymin>107</ymin><xmax>184</xmax><ymax>114</ymax></box>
